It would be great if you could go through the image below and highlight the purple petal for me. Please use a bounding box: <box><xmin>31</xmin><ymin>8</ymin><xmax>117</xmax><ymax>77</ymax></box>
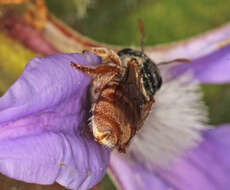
<box><xmin>109</xmin><ymin>124</ymin><xmax>230</xmax><ymax>190</ymax></box>
<box><xmin>109</xmin><ymin>153</ymin><xmax>169</xmax><ymax>190</ymax></box>
<box><xmin>147</xmin><ymin>23</ymin><xmax>230</xmax><ymax>63</ymax></box>
<box><xmin>145</xmin><ymin>23</ymin><xmax>230</xmax><ymax>84</ymax></box>
<box><xmin>0</xmin><ymin>53</ymin><xmax>110</xmax><ymax>189</ymax></box>
<box><xmin>0</xmin><ymin>132</ymin><xmax>109</xmax><ymax>189</ymax></box>
<box><xmin>170</xmin><ymin>44</ymin><xmax>230</xmax><ymax>83</ymax></box>
<box><xmin>157</xmin><ymin>124</ymin><xmax>230</xmax><ymax>190</ymax></box>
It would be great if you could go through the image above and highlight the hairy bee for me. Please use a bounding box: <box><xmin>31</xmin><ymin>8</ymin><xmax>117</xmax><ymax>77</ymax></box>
<box><xmin>71</xmin><ymin>47</ymin><xmax>162</xmax><ymax>152</ymax></box>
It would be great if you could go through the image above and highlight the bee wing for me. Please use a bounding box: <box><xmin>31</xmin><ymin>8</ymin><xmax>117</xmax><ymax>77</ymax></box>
<box><xmin>126</xmin><ymin>72</ymin><xmax>208</xmax><ymax>169</ymax></box>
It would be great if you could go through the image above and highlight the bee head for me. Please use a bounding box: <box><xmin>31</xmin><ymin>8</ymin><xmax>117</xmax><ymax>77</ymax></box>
<box><xmin>118</xmin><ymin>48</ymin><xmax>162</xmax><ymax>102</ymax></box>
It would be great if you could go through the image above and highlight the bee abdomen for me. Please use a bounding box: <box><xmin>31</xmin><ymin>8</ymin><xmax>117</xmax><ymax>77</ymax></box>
<box><xmin>91</xmin><ymin>80</ymin><xmax>137</xmax><ymax>150</ymax></box>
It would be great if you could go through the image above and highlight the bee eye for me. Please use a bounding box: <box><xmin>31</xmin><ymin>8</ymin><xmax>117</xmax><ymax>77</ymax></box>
<box><xmin>140</xmin><ymin>59</ymin><xmax>162</xmax><ymax>100</ymax></box>
<box><xmin>118</xmin><ymin>48</ymin><xmax>162</xmax><ymax>101</ymax></box>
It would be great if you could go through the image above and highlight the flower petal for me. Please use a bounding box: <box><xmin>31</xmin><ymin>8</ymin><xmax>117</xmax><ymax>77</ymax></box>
<box><xmin>109</xmin><ymin>124</ymin><xmax>230</xmax><ymax>190</ymax></box>
<box><xmin>0</xmin><ymin>132</ymin><xmax>110</xmax><ymax>189</ymax></box>
<box><xmin>0</xmin><ymin>53</ymin><xmax>98</xmax><ymax>124</ymax></box>
<box><xmin>109</xmin><ymin>152</ymin><xmax>169</xmax><ymax>190</ymax></box>
<box><xmin>147</xmin><ymin>23</ymin><xmax>230</xmax><ymax>63</ymax></box>
<box><xmin>0</xmin><ymin>52</ymin><xmax>110</xmax><ymax>189</ymax></box>
<box><xmin>157</xmin><ymin>124</ymin><xmax>230</xmax><ymax>190</ymax></box>
<box><xmin>170</xmin><ymin>44</ymin><xmax>230</xmax><ymax>83</ymax></box>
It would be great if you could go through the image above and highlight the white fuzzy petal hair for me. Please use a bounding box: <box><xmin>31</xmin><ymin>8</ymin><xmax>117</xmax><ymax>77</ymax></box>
<box><xmin>126</xmin><ymin>72</ymin><xmax>209</xmax><ymax>169</ymax></box>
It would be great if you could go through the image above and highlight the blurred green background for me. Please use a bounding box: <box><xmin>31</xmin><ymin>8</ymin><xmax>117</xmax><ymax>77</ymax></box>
<box><xmin>47</xmin><ymin>0</ymin><xmax>230</xmax><ymax>46</ymax></box>
<box><xmin>1</xmin><ymin>0</ymin><xmax>230</xmax><ymax>189</ymax></box>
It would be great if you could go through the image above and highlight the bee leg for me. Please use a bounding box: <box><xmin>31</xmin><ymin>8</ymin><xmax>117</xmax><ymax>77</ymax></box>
<box><xmin>157</xmin><ymin>58</ymin><xmax>190</xmax><ymax>66</ymax></box>
<box><xmin>71</xmin><ymin>61</ymin><xmax>119</xmax><ymax>78</ymax></box>
<box><xmin>71</xmin><ymin>62</ymin><xmax>98</xmax><ymax>77</ymax></box>
<box><xmin>83</xmin><ymin>47</ymin><xmax>122</xmax><ymax>67</ymax></box>
<box><xmin>94</xmin><ymin>129</ymin><xmax>112</xmax><ymax>142</ymax></box>
<box><xmin>136</xmin><ymin>98</ymin><xmax>155</xmax><ymax>130</ymax></box>
<box><xmin>118</xmin><ymin>143</ymin><xmax>129</xmax><ymax>153</ymax></box>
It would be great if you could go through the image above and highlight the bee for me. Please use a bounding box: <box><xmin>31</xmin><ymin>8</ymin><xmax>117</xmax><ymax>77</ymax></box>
<box><xmin>71</xmin><ymin>21</ymin><xmax>189</xmax><ymax>153</ymax></box>
<box><xmin>71</xmin><ymin>47</ymin><xmax>163</xmax><ymax>152</ymax></box>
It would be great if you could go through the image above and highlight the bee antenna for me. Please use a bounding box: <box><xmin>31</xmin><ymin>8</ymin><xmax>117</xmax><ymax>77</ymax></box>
<box><xmin>138</xmin><ymin>18</ymin><xmax>145</xmax><ymax>53</ymax></box>
<box><xmin>157</xmin><ymin>58</ymin><xmax>191</xmax><ymax>66</ymax></box>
